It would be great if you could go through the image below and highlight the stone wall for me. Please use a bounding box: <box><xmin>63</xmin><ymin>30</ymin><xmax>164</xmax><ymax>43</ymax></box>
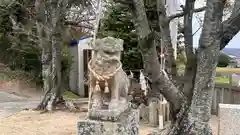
<box><xmin>218</xmin><ymin>104</ymin><xmax>240</xmax><ymax>135</ymax></box>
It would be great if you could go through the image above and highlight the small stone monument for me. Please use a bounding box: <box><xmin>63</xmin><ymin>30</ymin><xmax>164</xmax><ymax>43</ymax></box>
<box><xmin>77</xmin><ymin>37</ymin><xmax>139</xmax><ymax>135</ymax></box>
<box><xmin>218</xmin><ymin>104</ymin><xmax>240</xmax><ymax>135</ymax></box>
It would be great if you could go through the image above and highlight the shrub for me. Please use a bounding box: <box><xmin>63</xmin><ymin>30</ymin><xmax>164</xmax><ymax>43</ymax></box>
<box><xmin>218</xmin><ymin>53</ymin><xmax>231</xmax><ymax>67</ymax></box>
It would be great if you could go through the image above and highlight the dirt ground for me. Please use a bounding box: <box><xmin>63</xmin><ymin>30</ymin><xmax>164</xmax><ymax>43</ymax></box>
<box><xmin>0</xmin><ymin>109</ymin><xmax>219</xmax><ymax>135</ymax></box>
<box><xmin>0</xmin><ymin>79</ymin><xmax>42</xmax><ymax>100</ymax></box>
<box><xmin>0</xmin><ymin>74</ymin><xmax>219</xmax><ymax>135</ymax></box>
<box><xmin>0</xmin><ymin>109</ymin><xmax>155</xmax><ymax>135</ymax></box>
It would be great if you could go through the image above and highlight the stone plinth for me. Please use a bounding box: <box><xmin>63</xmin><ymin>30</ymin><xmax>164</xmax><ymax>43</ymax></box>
<box><xmin>88</xmin><ymin>107</ymin><xmax>130</xmax><ymax>122</ymax></box>
<box><xmin>218</xmin><ymin>104</ymin><xmax>240</xmax><ymax>135</ymax></box>
<box><xmin>77</xmin><ymin>109</ymin><xmax>139</xmax><ymax>135</ymax></box>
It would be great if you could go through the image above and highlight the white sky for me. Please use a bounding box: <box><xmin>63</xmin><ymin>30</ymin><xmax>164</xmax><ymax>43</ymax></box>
<box><xmin>192</xmin><ymin>0</ymin><xmax>240</xmax><ymax>48</ymax></box>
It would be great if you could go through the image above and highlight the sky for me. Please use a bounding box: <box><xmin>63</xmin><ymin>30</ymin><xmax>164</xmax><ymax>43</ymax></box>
<box><xmin>191</xmin><ymin>0</ymin><xmax>240</xmax><ymax>48</ymax></box>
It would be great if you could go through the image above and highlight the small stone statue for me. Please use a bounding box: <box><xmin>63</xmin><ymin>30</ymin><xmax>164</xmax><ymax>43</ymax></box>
<box><xmin>87</xmin><ymin>36</ymin><xmax>130</xmax><ymax>120</ymax></box>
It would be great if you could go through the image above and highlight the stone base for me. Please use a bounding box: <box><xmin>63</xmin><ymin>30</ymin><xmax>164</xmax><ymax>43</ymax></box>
<box><xmin>219</xmin><ymin>104</ymin><xmax>240</xmax><ymax>135</ymax></box>
<box><xmin>88</xmin><ymin>103</ymin><xmax>130</xmax><ymax>122</ymax></box>
<box><xmin>77</xmin><ymin>109</ymin><xmax>139</xmax><ymax>135</ymax></box>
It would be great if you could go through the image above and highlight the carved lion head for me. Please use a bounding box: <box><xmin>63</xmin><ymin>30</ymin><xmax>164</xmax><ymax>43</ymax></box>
<box><xmin>89</xmin><ymin>37</ymin><xmax>124</xmax><ymax>75</ymax></box>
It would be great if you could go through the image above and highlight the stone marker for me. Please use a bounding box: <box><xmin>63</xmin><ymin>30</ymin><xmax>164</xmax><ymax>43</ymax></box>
<box><xmin>77</xmin><ymin>37</ymin><xmax>139</xmax><ymax>135</ymax></box>
<box><xmin>149</xmin><ymin>99</ymin><xmax>159</xmax><ymax>127</ymax></box>
<box><xmin>139</xmin><ymin>104</ymin><xmax>149</xmax><ymax>122</ymax></box>
<box><xmin>218</xmin><ymin>103</ymin><xmax>240</xmax><ymax>135</ymax></box>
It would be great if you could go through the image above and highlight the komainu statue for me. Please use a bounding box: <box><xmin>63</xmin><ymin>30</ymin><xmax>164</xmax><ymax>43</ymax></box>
<box><xmin>87</xmin><ymin>36</ymin><xmax>130</xmax><ymax>121</ymax></box>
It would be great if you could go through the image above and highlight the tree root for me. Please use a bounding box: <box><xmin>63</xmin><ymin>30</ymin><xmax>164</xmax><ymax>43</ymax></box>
<box><xmin>34</xmin><ymin>93</ymin><xmax>56</xmax><ymax>112</ymax></box>
<box><xmin>34</xmin><ymin>92</ymin><xmax>85</xmax><ymax>113</ymax></box>
<box><xmin>64</xmin><ymin>100</ymin><xmax>79</xmax><ymax>112</ymax></box>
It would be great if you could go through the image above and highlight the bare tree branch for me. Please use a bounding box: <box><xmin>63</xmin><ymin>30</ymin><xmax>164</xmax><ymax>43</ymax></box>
<box><xmin>168</xmin><ymin>6</ymin><xmax>207</xmax><ymax>21</ymax></box>
<box><xmin>220</xmin><ymin>13</ymin><xmax>240</xmax><ymax>50</ymax></box>
<box><xmin>182</xmin><ymin>0</ymin><xmax>196</xmax><ymax>101</ymax></box>
<box><xmin>220</xmin><ymin>0</ymin><xmax>240</xmax><ymax>50</ymax></box>
<box><xmin>139</xmin><ymin>31</ymin><xmax>184</xmax><ymax>113</ymax></box>
<box><xmin>115</xmin><ymin>0</ymin><xmax>185</xmax><ymax>112</ymax></box>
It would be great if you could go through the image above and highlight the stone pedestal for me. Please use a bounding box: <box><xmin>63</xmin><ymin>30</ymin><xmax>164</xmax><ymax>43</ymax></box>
<box><xmin>218</xmin><ymin>104</ymin><xmax>240</xmax><ymax>135</ymax></box>
<box><xmin>87</xmin><ymin>103</ymin><xmax>130</xmax><ymax>122</ymax></box>
<box><xmin>77</xmin><ymin>109</ymin><xmax>139</xmax><ymax>135</ymax></box>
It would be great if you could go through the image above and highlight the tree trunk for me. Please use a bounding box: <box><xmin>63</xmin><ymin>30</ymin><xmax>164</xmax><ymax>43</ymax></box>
<box><xmin>155</xmin><ymin>0</ymin><xmax>224</xmax><ymax>134</ymax></box>
<box><xmin>34</xmin><ymin>0</ymin><xmax>79</xmax><ymax>112</ymax></box>
<box><xmin>165</xmin><ymin>46</ymin><xmax>219</xmax><ymax>135</ymax></box>
<box><xmin>115</xmin><ymin>0</ymin><xmax>240</xmax><ymax>134</ymax></box>
<box><xmin>182</xmin><ymin>0</ymin><xmax>196</xmax><ymax>102</ymax></box>
<box><xmin>35</xmin><ymin>27</ymin><xmax>63</xmax><ymax>111</ymax></box>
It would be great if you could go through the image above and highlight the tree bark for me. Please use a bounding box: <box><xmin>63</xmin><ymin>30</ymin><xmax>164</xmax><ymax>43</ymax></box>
<box><xmin>35</xmin><ymin>20</ymin><xmax>62</xmax><ymax>111</ymax></box>
<box><xmin>36</xmin><ymin>29</ymin><xmax>63</xmax><ymax>111</ymax></box>
<box><xmin>115</xmin><ymin>0</ymin><xmax>239</xmax><ymax>134</ymax></box>
<box><xmin>166</xmin><ymin>0</ymin><xmax>225</xmax><ymax>134</ymax></box>
<box><xmin>35</xmin><ymin>0</ymin><xmax>78</xmax><ymax>112</ymax></box>
<box><xmin>118</xmin><ymin>0</ymin><xmax>227</xmax><ymax>135</ymax></box>
<box><xmin>188</xmin><ymin>0</ymin><xmax>224</xmax><ymax>133</ymax></box>
<box><xmin>139</xmin><ymin>32</ymin><xmax>184</xmax><ymax>114</ymax></box>
<box><xmin>126</xmin><ymin>0</ymin><xmax>184</xmax><ymax>112</ymax></box>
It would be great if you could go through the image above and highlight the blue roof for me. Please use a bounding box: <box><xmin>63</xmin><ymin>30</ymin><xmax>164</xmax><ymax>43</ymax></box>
<box><xmin>69</xmin><ymin>40</ymin><xmax>78</xmax><ymax>47</ymax></box>
<box><xmin>79</xmin><ymin>35</ymin><xmax>89</xmax><ymax>41</ymax></box>
<box><xmin>69</xmin><ymin>36</ymin><xmax>90</xmax><ymax>47</ymax></box>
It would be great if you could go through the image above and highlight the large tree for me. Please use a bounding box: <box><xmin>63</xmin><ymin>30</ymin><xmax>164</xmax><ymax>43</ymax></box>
<box><xmin>114</xmin><ymin>0</ymin><xmax>240</xmax><ymax>134</ymax></box>
<box><xmin>1</xmin><ymin>0</ymin><xmax>94</xmax><ymax>111</ymax></box>
<box><xmin>34</xmin><ymin>0</ymin><xmax>94</xmax><ymax>111</ymax></box>
<box><xmin>34</xmin><ymin>0</ymin><xmax>67</xmax><ymax>111</ymax></box>
<box><xmin>0</xmin><ymin>0</ymin><xmax>40</xmax><ymax>72</ymax></box>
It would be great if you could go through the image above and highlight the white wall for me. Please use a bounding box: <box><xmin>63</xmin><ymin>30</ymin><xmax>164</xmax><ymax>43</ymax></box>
<box><xmin>69</xmin><ymin>46</ymin><xmax>79</xmax><ymax>94</ymax></box>
<box><xmin>77</xmin><ymin>38</ymin><xmax>92</xmax><ymax>97</ymax></box>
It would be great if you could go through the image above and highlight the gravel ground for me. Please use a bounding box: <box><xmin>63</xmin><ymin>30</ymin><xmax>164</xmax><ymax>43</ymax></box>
<box><xmin>0</xmin><ymin>110</ymin><xmax>157</xmax><ymax>135</ymax></box>
<box><xmin>0</xmin><ymin>91</ymin><xmax>40</xmax><ymax>120</ymax></box>
<box><xmin>0</xmin><ymin>109</ymin><xmax>219</xmax><ymax>135</ymax></box>
<box><xmin>0</xmin><ymin>101</ymin><xmax>39</xmax><ymax>120</ymax></box>
<box><xmin>0</xmin><ymin>92</ymin><xmax>25</xmax><ymax>103</ymax></box>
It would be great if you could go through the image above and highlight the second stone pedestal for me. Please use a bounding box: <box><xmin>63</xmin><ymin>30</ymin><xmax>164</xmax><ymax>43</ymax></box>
<box><xmin>77</xmin><ymin>109</ymin><xmax>139</xmax><ymax>135</ymax></box>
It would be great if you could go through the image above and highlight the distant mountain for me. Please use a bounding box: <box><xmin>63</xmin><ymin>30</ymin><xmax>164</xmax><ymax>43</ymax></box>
<box><xmin>221</xmin><ymin>48</ymin><xmax>240</xmax><ymax>58</ymax></box>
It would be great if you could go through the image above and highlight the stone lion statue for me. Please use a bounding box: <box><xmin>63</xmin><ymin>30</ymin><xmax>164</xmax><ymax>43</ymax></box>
<box><xmin>87</xmin><ymin>37</ymin><xmax>129</xmax><ymax>111</ymax></box>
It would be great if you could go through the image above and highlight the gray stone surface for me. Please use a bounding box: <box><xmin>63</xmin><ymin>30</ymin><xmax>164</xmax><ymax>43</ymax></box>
<box><xmin>218</xmin><ymin>104</ymin><xmax>240</xmax><ymax>135</ymax></box>
<box><xmin>0</xmin><ymin>91</ymin><xmax>39</xmax><ymax>119</ymax></box>
<box><xmin>0</xmin><ymin>101</ymin><xmax>39</xmax><ymax>119</ymax></box>
<box><xmin>77</xmin><ymin>109</ymin><xmax>139</xmax><ymax>135</ymax></box>
<box><xmin>0</xmin><ymin>92</ymin><xmax>25</xmax><ymax>103</ymax></box>
<box><xmin>88</xmin><ymin>103</ymin><xmax>130</xmax><ymax>122</ymax></box>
